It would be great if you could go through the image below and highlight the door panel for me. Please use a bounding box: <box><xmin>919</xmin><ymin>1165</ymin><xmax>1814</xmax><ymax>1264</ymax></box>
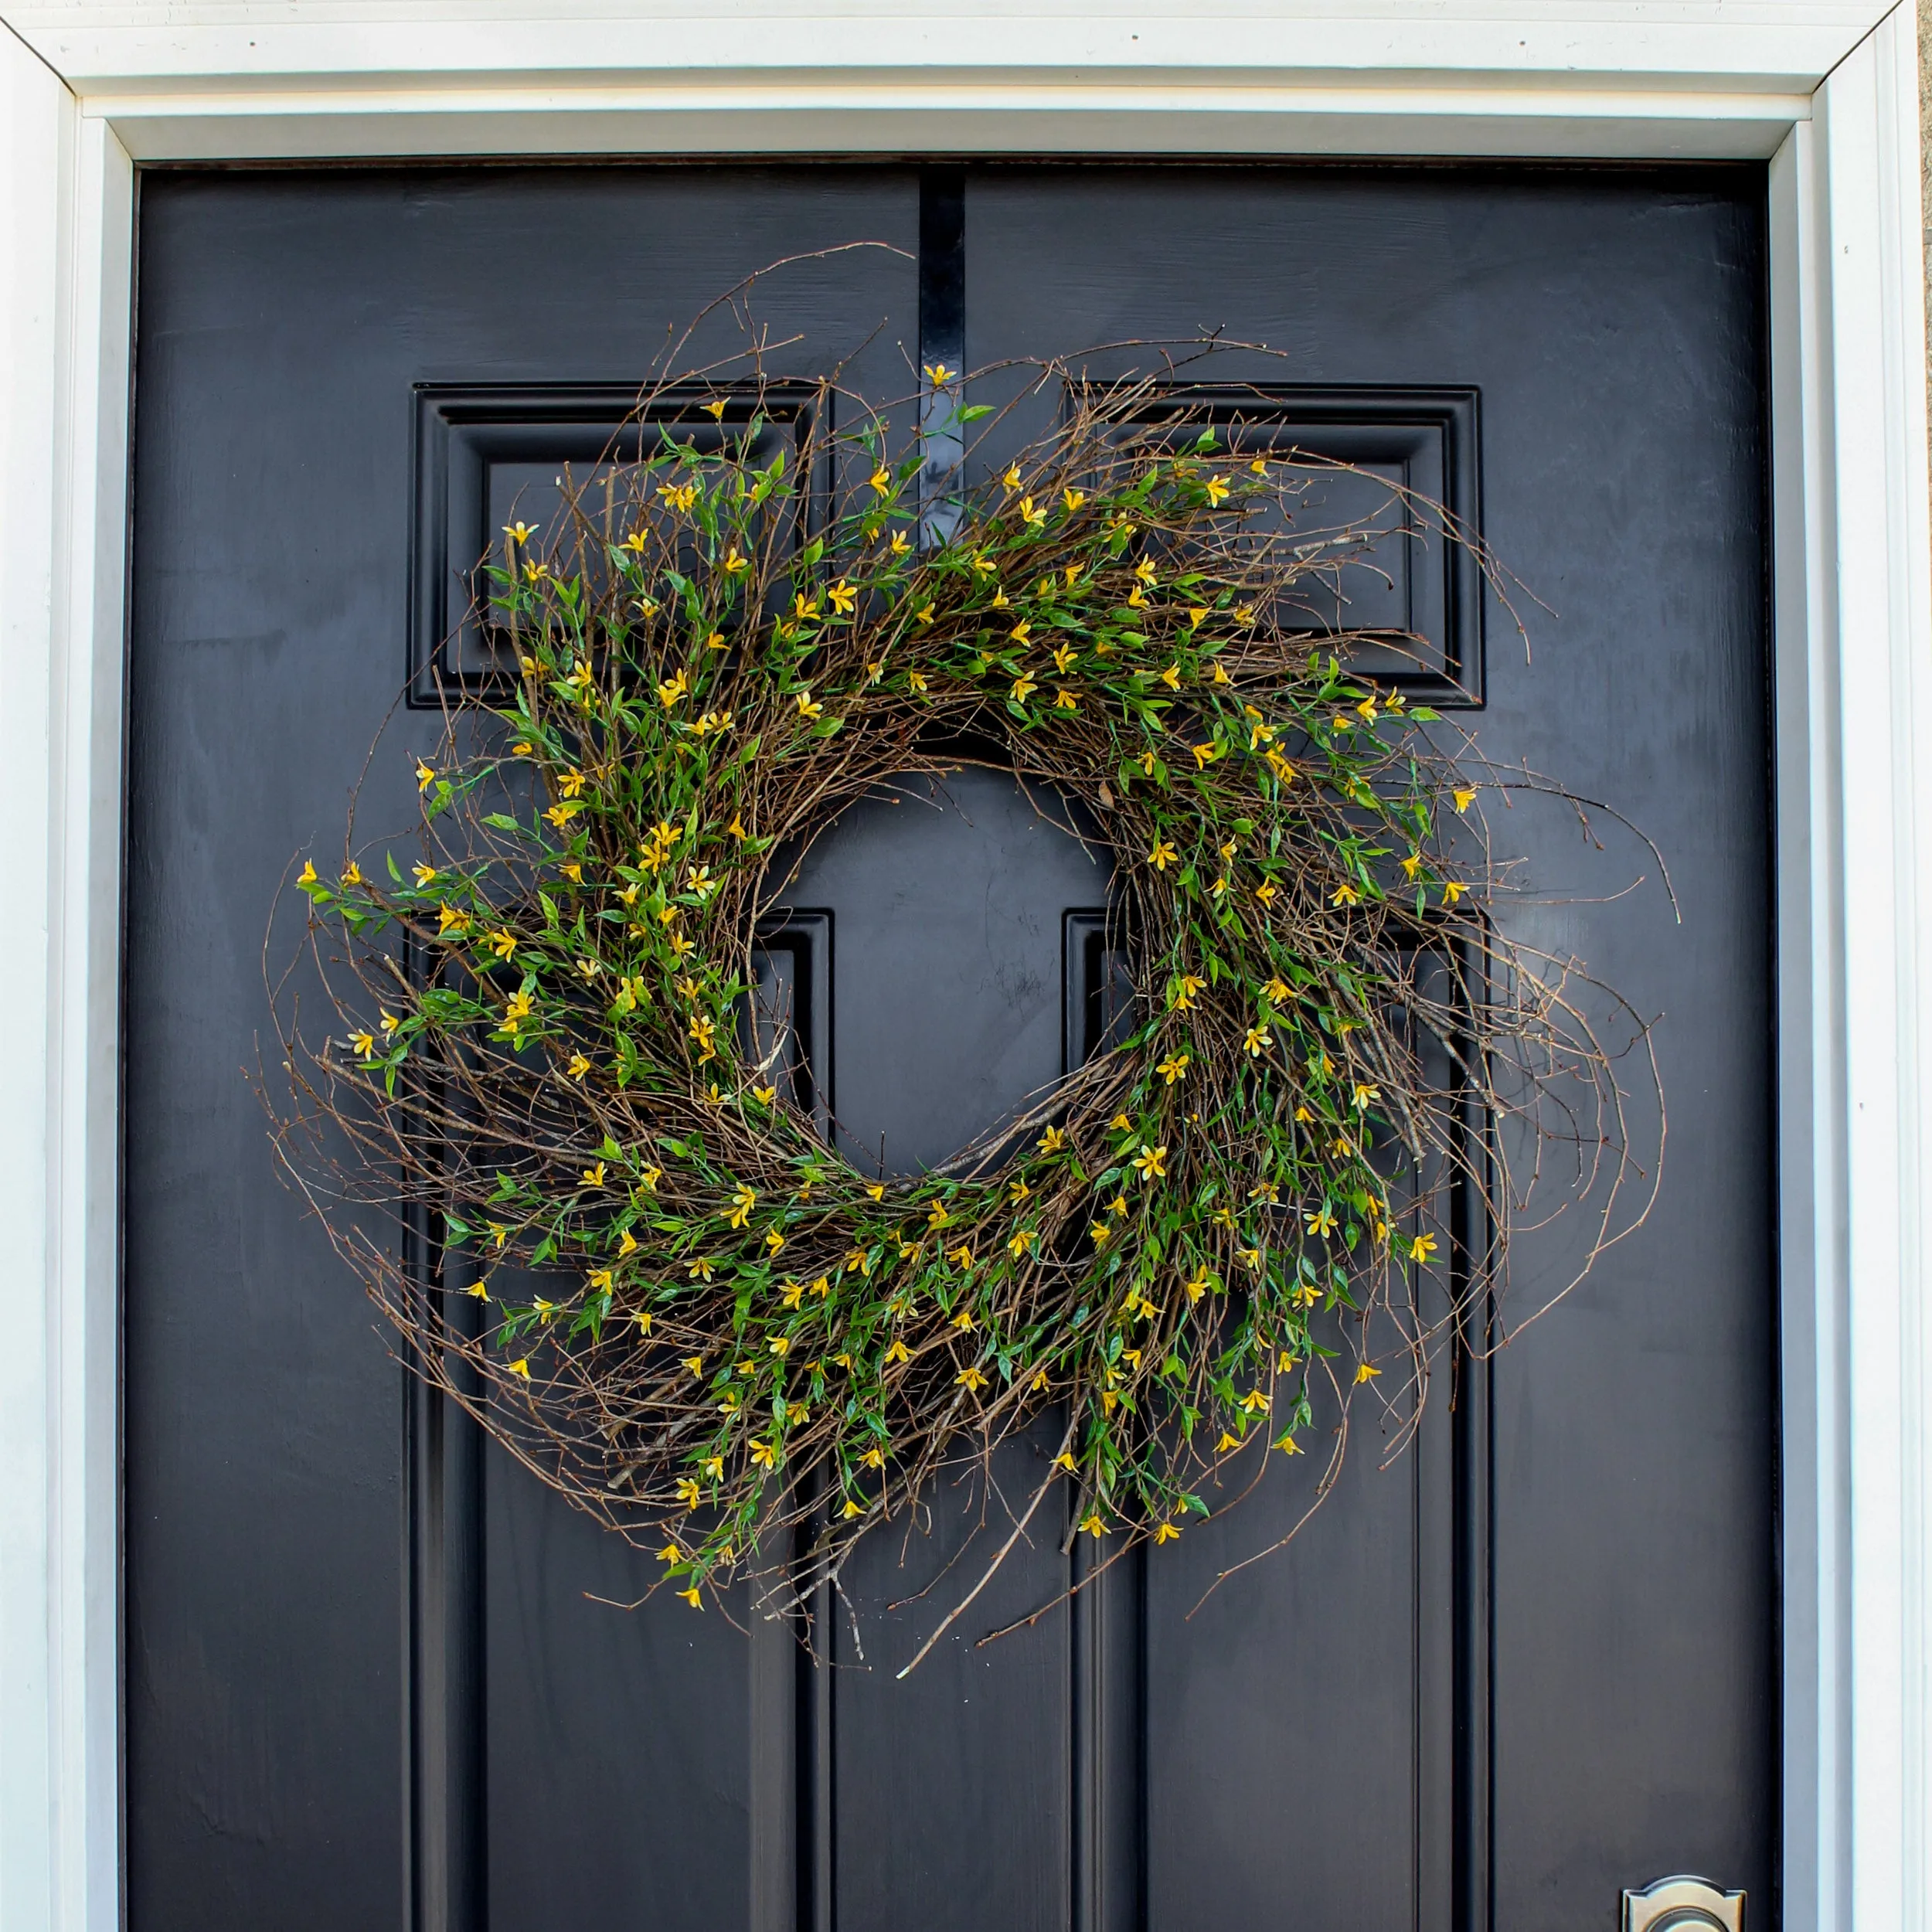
<box><xmin>965</xmin><ymin>164</ymin><xmax>1773</xmax><ymax>1927</ymax></box>
<box><xmin>124</xmin><ymin>166</ymin><xmax>921</xmax><ymax>1932</ymax></box>
<box><xmin>126</xmin><ymin>162</ymin><xmax>1772</xmax><ymax>1931</ymax></box>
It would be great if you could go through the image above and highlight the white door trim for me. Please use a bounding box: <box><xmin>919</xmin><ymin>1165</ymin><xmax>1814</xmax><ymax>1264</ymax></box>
<box><xmin>2</xmin><ymin>7</ymin><xmax>1925</xmax><ymax>1928</ymax></box>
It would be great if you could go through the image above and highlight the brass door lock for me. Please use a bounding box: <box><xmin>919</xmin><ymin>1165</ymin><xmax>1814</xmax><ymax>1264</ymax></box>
<box><xmin>1622</xmin><ymin>1876</ymin><xmax>1745</xmax><ymax>1932</ymax></box>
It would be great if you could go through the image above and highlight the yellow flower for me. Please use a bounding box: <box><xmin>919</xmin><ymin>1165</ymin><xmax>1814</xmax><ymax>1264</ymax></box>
<box><xmin>1440</xmin><ymin>880</ymin><xmax>1468</xmax><ymax>906</ymax></box>
<box><xmin>1277</xmin><ymin>1432</ymin><xmax>1304</xmax><ymax>1455</ymax></box>
<box><xmin>509</xmin><ymin>1358</ymin><xmax>531</xmax><ymax>1381</ymax></box>
<box><xmin>1051</xmin><ymin>642</ymin><xmax>1080</xmax><ymax>675</ymax></box>
<box><xmin>1134</xmin><ymin>558</ymin><xmax>1157</xmax><ymax>586</ymax></box>
<box><xmin>1305</xmin><ymin>1203</ymin><xmax>1335</xmax><ymax>1238</ymax></box>
<box><xmin>1355</xmin><ymin>1362</ymin><xmax>1381</xmax><ymax>1384</ymax></box>
<box><xmin>1055</xmin><ymin>688</ymin><xmax>1079</xmax><ymax>712</ymax></box>
<box><xmin>1409</xmin><ymin>1232</ymin><xmax>1440</xmax><ymax>1264</ymax></box>
<box><xmin>1172</xmin><ymin>973</ymin><xmax>1206</xmax><ymax>1011</ymax></box>
<box><xmin>1331</xmin><ymin>882</ymin><xmax>1361</xmax><ymax>908</ymax></box>
<box><xmin>502</xmin><ymin>520</ymin><xmax>537</xmax><ymax>546</ymax></box>
<box><xmin>724</xmin><ymin>1183</ymin><xmax>757</xmax><ymax>1228</ymax></box>
<box><xmin>1254</xmin><ymin>880</ymin><xmax>1278</xmax><ymax>906</ymax></box>
<box><xmin>687</xmin><ymin>1257</ymin><xmax>716</xmax><ymax>1281</ymax></box>
<box><xmin>1216</xmin><ymin>1431</ymin><xmax>1241</xmax><ymax>1454</ymax></box>
<box><xmin>1148</xmin><ymin>839</ymin><xmax>1178</xmax><ymax>871</ymax></box>
<box><xmin>1131</xmin><ymin>1142</ymin><xmax>1168</xmax><ymax>1181</ymax></box>
<box><xmin>1263</xmin><ymin>975</ymin><xmax>1292</xmax><ymax>1005</ymax></box>
<box><xmin>890</xmin><ymin>532</ymin><xmax>912</xmax><ymax>556</ymax></box>
<box><xmin>914</xmin><ymin>605</ymin><xmax>936</xmax><ymax>630</ymax></box>
<box><xmin>927</xmin><ymin>1199</ymin><xmax>952</xmax><ymax>1230</ymax></box>
<box><xmin>1355</xmin><ymin>694</ymin><xmax>1379</xmax><ymax>723</ymax></box>
<box><xmin>1352</xmin><ymin>1083</ymin><xmax>1381</xmax><ymax>1111</ymax></box>
<box><xmin>828</xmin><ymin>578</ymin><xmax>857</xmax><ymax>615</ymax></box>
<box><xmin>795</xmin><ymin>690</ymin><xmax>823</xmax><ymax>721</ymax></box>
<box><xmin>542</xmin><ymin>801</ymin><xmax>580</xmax><ymax>829</ymax></box>
<box><xmin>1019</xmin><ymin>495</ymin><xmax>1046</xmax><ymax>528</ymax></box>
<box><xmin>634</xmin><ymin>1310</ymin><xmax>653</xmax><ymax>1335</ymax></box>
<box><xmin>1454</xmin><ymin>787</ymin><xmax>1478</xmax><ymax>813</ymax></box>
<box><xmin>1080</xmin><ymin>1512</ymin><xmax>1107</xmax><ymax>1539</ymax></box>
<box><xmin>1204</xmin><ymin>474</ymin><xmax>1230</xmax><ymax>506</ymax></box>
<box><xmin>721</xmin><ymin>545</ymin><xmax>750</xmax><ymax>575</ymax></box>
<box><xmin>764</xmin><ymin>1229</ymin><xmax>786</xmax><ymax>1254</ymax></box>
<box><xmin>1243</xmin><ymin>1025</ymin><xmax>1273</xmax><ymax>1057</ymax></box>
<box><xmin>1153</xmin><ymin>1520</ymin><xmax>1182</xmax><ymax>1545</ymax></box>
<box><xmin>1191</xmin><ymin>742</ymin><xmax>1221</xmax><ymax>768</ymax></box>
<box><xmin>1185</xmin><ymin>1269</ymin><xmax>1212</xmax><ymax>1304</ymax></box>
<box><xmin>957</xmin><ymin>1365</ymin><xmax>990</xmax><ymax>1392</ymax></box>
<box><xmin>842</xmin><ymin>1497</ymin><xmax>864</xmax><ymax>1519</ymax></box>
<box><xmin>1156</xmin><ymin>1052</ymin><xmax>1189</xmax><ymax>1084</ymax></box>
<box><xmin>924</xmin><ymin>361</ymin><xmax>954</xmax><ymax>385</ymax></box>
<box><xmin>501</xmin><ymin>988</ymin><xmax>533</xmax><ymax>1033</ymax></box>
<box><xmin>1265</xmin><ymin>748</ymin><xmax>1297</xmax><ymax>784</ymax></box>
<box><xmin>1010</xmin><ymin>673</ymin><xmax>1038</xmax><ymax>702</ymax></box>
<box><xmin>1159</xmin><ymin>663</ymin><xmax>1182</xmax><ymax>691</ymax></box>
<box><xmin>948</xmin><ymin>1244</ymin><xmax>974</xmax><ymax>1270</ymax></box>
<box><xmin>341</xmin><ymin>861</ymin><xmax>364</xmax><ymax>887</ymax></box>
<box><xmin>349</xmin><ymin>1029</ymin><xmax>377</xmax><ymax>1061</ymax></box>
<box><xmin>1008</xmin><ymin>1229</ymin><xmax>1038</xmax><ymax>1258</ymax></box>
<box><xmin>679</xmin><ymin>1587</ymin><xmax>703</xmax><ymax>1610</ymax></box>
<box><xmin>885</xmin><ymin>1337</ymin><xmax>911</xmax><ymax>1365</ymax></box>
<box><xmin>869</xmin><ymin>467</ymin><xmax>893</xmax><ymax>496</ymax></box>
<box><xmin>1090</xmin><ymin>1222</ymin><xmax>1113</xmax><ymax>1247</ymax></box>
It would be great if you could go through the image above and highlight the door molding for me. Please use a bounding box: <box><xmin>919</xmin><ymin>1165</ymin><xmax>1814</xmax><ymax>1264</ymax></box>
<box><xmin>2</xmin><ymin>7</ymin><xmax>1927</xmax><ymax>1929</ymax></box>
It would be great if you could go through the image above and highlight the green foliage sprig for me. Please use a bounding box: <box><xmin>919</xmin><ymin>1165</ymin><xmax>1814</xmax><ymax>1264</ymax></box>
<box><xmin>270</xmin><ymin>348</ymin><xmax>1651</xmax><ymax>1646</ymax></box>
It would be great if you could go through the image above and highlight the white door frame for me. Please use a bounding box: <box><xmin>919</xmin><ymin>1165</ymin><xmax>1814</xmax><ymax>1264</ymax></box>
<box><xmin>2</xmin><ymin>6</ymin><xmax>1927</xmax><ymax>1927</ymax></box>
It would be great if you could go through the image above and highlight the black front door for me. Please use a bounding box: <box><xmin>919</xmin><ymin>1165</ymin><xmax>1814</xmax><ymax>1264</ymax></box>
<box><xmin>126</xmin><ymin>162</ymin><xmax>1773</xmax><ymax>1930</ymax></box>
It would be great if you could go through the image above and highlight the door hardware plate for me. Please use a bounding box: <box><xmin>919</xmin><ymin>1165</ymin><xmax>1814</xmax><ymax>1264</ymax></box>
<box><xmin>1622</xmin><ymin>1874</ymin><xmax>1744</xmax><ymax>1932</ymax></box>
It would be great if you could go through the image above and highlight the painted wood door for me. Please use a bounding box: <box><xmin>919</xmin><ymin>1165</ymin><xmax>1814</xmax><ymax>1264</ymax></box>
<box><xmin>124</xmin><ymin>162</ymin><xmax>1773</xmax><ymax>1930</ymax></box>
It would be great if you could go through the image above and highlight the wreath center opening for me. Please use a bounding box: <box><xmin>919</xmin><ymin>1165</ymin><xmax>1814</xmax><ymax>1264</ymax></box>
<box><xmin>774</xmin><ymin>764</ymin><xmax>1115</xmax><ymax>1179</ymax></box>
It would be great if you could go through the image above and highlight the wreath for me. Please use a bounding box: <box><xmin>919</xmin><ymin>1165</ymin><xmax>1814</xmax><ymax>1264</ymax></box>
<box><xmin>269</xmin><ymin>338</ymin><xmax>1651</xmax><ymax>1648</ymax></box>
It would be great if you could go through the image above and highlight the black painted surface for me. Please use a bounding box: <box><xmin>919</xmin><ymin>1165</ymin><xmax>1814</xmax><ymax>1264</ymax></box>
<box><xmin>126</xmin><ymin>163</ymin><xmax>1773</xmax><ymax>1930</ymax></box>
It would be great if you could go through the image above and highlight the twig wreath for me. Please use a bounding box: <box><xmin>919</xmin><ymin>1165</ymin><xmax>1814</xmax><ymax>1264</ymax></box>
<box><xmin>267</xmin><ymin>311</ymin><xmax>1659</xmax><ymax>1652</ymax></box>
